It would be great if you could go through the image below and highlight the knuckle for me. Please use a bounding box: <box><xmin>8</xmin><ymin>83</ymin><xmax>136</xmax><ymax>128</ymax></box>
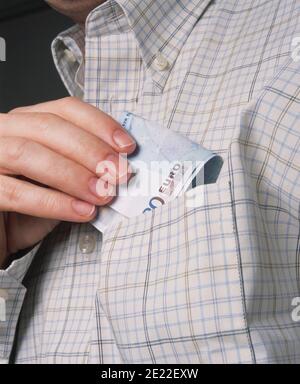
<box><xmin>0</xmin><ymin>176</ymin><xmax>22</xmax><ymax>209</ymax></box>
<box><xmin>36</xmin><ymin>111</ymin><xmax>58</xmax><ymax>125</ymax></box>
<box><xmin>40</xmin><ymin>192</ymin><xmax>62</xmax><ymax>213</ymax></box>
<box><xmin>32</xmin><ymin>112</ymin><xmax>59</xmax><ymax>134</ymax></box>
<box><xmin>0</xmin><ymin>137</ymin><xmax>31</xmax><ymax>163</ymax></box>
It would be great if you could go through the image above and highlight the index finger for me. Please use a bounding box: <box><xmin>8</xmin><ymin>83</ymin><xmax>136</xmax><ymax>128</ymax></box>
<box><xmin>10</xmin><ymin>97</ymin><xmax>137</xmax><ymax>154</ymax></box>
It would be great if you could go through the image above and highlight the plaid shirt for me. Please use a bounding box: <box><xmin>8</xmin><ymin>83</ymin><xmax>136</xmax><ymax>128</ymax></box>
<box><xmin>0</xmin><ymin>0</ymin><xmax>299</xmax><ymax>364</ymax></box>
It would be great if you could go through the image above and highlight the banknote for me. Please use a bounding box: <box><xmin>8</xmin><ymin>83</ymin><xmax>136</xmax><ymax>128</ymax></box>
<box><xmin>92</xmin><ymin>112</ymin><xmax>223</xmax><ymax>232</ymax></box>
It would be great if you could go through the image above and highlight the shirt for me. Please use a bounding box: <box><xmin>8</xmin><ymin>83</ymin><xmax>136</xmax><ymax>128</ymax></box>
<box><xmin>0</xmin><ymin>0</ymin><xmax>299</xmax><ymax>364</ymax></box>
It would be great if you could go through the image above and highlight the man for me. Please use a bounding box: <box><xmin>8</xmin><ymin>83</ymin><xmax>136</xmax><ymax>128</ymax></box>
<box><xmin>0</xmin><ymin>0</ymin><xmax>299</xmax><ymax>364</ymax></box>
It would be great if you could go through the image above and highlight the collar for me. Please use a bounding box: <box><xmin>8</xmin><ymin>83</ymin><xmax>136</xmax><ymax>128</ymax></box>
<box><xmin>52</xmin><ymin>24</ymin><xmax>85</xmax><ymax>97</ymax></box>
<box><xmin>52</xmin><ymin>0</ymin><xmax>212</xmax><ymax>93</ymax></box>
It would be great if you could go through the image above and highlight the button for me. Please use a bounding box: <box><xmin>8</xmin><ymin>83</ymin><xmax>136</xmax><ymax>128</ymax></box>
<box><xmin>153</xmin><ymin>53</ymin><xmax>169</xmax><ymax>71</ymax></box>
<box><xmin>0</xmin><ymin>289</ymin><xmax>8</xmax><ymax>322</ymax></box>
<box><xmin>79</xmin><ymin>234</ymin><xmax>96</xmax><ymax>254</ymax></box>
<box><xmin>64</xmin><ymin>49</ymin><xmax>77</xmax><ymax>64</ymax></box>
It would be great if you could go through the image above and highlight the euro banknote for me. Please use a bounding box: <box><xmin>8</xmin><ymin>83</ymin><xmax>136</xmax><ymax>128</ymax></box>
<box><xmin>92</xmin><ymin>112</ymin><xmax>223</xmax><ymax>232</ymax></box>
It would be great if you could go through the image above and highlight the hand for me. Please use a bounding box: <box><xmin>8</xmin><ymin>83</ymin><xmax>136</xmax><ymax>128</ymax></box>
<box><xmin>0</xmin><ymin>97</ymin><xmax>136</xmax><ymax>268</ymax></box>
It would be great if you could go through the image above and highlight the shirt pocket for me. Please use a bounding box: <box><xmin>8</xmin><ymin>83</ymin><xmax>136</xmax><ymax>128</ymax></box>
<box><xmin>95</xmin><ymin>176</ymin><xmax>254</xmax><ymax>363</ymax></box>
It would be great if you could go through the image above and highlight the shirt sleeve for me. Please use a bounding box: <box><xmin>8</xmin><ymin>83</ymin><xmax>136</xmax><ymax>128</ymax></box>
<box><xmin>0</xmin><ymin>244</ymin><xmax>41</xmax><ymax>364</ymax></box>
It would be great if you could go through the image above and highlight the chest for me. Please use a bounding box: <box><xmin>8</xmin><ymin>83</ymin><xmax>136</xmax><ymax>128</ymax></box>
<box><xmin>84</xmin><ymin>0</ymin><xmax>298</xmax><ymax>154</ymax></box>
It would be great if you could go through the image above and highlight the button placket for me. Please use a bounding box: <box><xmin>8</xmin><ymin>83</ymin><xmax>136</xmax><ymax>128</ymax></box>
<box><xmin>153</xmin><ymin>53</ymin><xmax>169</xmax><ymax>72</ymax></box>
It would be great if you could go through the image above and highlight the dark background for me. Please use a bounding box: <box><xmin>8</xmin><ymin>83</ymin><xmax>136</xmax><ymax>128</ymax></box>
<box><xmin>0</xmin><ymin>0</ymin><xmax>72</xmax><ymax>112</ymax></box>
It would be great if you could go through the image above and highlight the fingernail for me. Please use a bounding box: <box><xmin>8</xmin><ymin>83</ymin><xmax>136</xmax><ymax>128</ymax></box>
<box><xmin>95</xmin><ymin>170</ymin><xmax>118</xmax><ymax>185</ymax></box>
<box><xmin>97</xmin><ymin>179</ymin><xmax>116</xmax><ymax>198</ymax></box>
<box><xmin>96</xmin><ymin>154</ymin><xmax>132</xmax><ymax>184</ymax></box>
<box><xmin>89</xmin><ymin>177</ymin><xmax>116</xmax><ymax>198</ymax></box>
<box><xmin>72</xmin><ymin>200</ymin><xmax>96</xmax><ymax>216</ymax></box>
<box><xmin>113</xmin><ymin>129</ymin><xmax>136</xmax><ymax>150</ymax></box>
<box><xmin>96</xmin><ymin>154</ymin><xmax>118</xmax><ymax>182</ymax></box>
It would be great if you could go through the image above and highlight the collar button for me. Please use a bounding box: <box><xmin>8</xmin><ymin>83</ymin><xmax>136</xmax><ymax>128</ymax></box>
<box><xmin>64</xmin><ymin>49</ymin><xmax>77</xmax><ymax>64</ymax></box>
<box><xmin>153</xmin><ymin>53</ymin><xmax>169</xmax><ymax>72</ymax></box>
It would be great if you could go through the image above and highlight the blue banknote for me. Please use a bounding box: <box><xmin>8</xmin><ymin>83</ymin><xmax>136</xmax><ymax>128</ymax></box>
<box><xmin>92</xmin><ymin>112</ymin><xmax>223</xmax><ymax>232</ymax></box>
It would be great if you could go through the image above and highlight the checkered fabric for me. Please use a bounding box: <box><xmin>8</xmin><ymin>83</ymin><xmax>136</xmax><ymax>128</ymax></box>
<box><xmin>0</xmin><ymin>0</ymin><xmax>299</xmax><ymax>364</ymax></box>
